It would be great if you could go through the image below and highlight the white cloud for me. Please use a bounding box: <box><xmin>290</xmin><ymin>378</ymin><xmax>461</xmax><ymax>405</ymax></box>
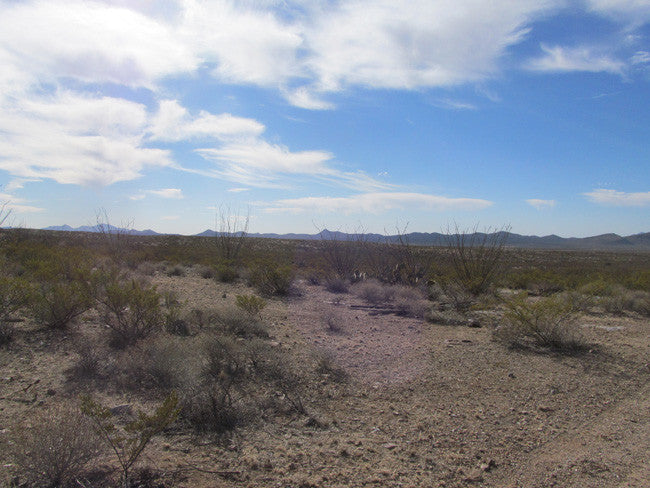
<box><xmin>227</xmin><ymin>188</ymin><xmax>250</xmax><ymax>193</ymax></box>
<box><xmin>0</xmin><ymin>193</ymin><xmax>43</xmax><ymax>213</ymax></box>
<box><xmin>0</xmin><ymin>91</ymin><xmax>172</xmax><ymax>186</ymax></box>
<box><xmin>148</xmin><ymin>100</ymin><xmax>265</xmax><ymax>142</ymax></box>
<box><xmin>281</xmin><ymin>87</ymin><xmax>335</xmax><ymax>110</ymax></box>
<box><xmin>197</xmin><ymin>139</ymin><xmax>389</xmax><ymax>190</ymax></box>
<box><xmin>264</xmin><ymin>192</ymin><xmax>493</xmax><ymax>214</ymax></box>
<box><xmin>147</xmin><ymin>188</ymin><xmax>184</xmax><ymax>199</ymax></box>
<box><xmin>0</xmin><ymin>0</ymin><xmax>196</xmax><ymax>91</ymax></box>
<box><xmin>583</xmin><ymin>188</ymin><xmax>650</xmax><ymax>206</ymax></box>
<box><xmin>586</xmin><ymin>0</ymin><xmax>650</xmax><ymax>24</ymax></box>
<box><xmin>432</xmin><ymin>98</ymin><xmax>478</xmax><ymax>111</ymax></box>
<box><xmin>631</xmin><ymin>51</ymin><xmax>650</xmax><ymax>64</ymax></box>
<box><xmin>526</xmin><ymin>198</ymin><xmax>556</xmax><ymax>209</ymax></box>
<box><xmin>526</xmin><ymin>44</ymin><xmax>625</xmax><ymax>74</ymax></box>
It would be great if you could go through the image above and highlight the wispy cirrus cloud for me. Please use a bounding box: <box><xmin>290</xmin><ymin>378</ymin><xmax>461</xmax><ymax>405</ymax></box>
<box><xmin>0</xmin><ymin>192</ymin><xmax>43</xmax><ymax>214</ymax></box>
<box><xmin>526</xmin><ymin>198</ymin><xmax>556</xmax><ymax>209</ymax></box>
<box><xmin>263</xmin><ymin>192</ymin><xmax>493</xmax><ymax>214</ymax></box>
<box><xmin>583</xmin><ymin>188</ymin><xmax>650</xmax><ymax>206</ymax></box>
<box><xmin>525</xmin><ymin>44</ymin><xmax>625</xmax><ymax>74</ymax></box>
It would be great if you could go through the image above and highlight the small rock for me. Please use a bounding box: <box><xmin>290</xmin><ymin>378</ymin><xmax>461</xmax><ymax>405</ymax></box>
<box><xmin>463</xmin><ymin>469</ymin><xmax>484</xmax><ymax>483</ymax></box>
<box><xmin>382</xmin><ymin>443</ymin><xmax>398</xmax><ymax>450</ymax></box>
<box><xmin>538</xmin><ymin>405</ymin><xmax>554</xmax><ymax>412</ymax></box>
<box><xmin>46</xmin><ymin>389</ymin><xmax>56</xmax><ymax>396</ymax></box>
<box><xmin>480</xmin><ymin>459</ymin><xmax>497</xmax><ymax>472</ymax></box>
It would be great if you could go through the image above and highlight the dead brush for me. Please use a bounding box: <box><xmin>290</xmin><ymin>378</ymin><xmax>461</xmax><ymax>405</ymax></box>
<box><xmin>352</xmin><ymin>279</ymin><xmax>392</xmax><ymax>304</ymax></box>
<box><xmin>9</xmin><ymin>404</ymin><xmax>103</xmax><ymax>488</ymax></box>
<box><xmin>323</xmin><ymin>309</ymin><xmax>345</xmax><ymax>333</ymax></box>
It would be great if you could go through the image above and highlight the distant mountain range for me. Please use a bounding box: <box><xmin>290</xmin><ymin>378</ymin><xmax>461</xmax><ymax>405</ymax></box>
<box><xmin>43</xmin><ymin>225</ymin><xmax>650</xmax><ymax>250</ymax></box>
<box><xmin>43</xmin><ymin>224</ymin><xmax>160</xmax><ymax>236</ymax></box>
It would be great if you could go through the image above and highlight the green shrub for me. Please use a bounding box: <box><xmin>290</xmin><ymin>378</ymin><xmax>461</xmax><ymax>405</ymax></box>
<box><xmin>624</xmin><ymin>270</ymin><xmax>650</xmax><ymax>292</ymax></box>
<box><xmin>80</xmin><ymin>392</ymin><xmax>180</xmax><ymax>488</ymax></box>
<box><xmin>249</xmin><ymin>263</ymin><xmax>293</xmax><ymax>296</ymax></box>
<box><xmin>100</xmin><ymin>279</ymin><xmax>164</xmax><ymax>348</ymax></box>
<box><xmin>32</xmin><ymin>281</ymin><xmax>93</xmax><ymax>329</ymax></box>
<box><xmin>215</xmin><ymin>264</ymin><xmax>238</xmax><ymax>283</ymax></box>
<box><xmin>235</xmin><ymin>294</ymin><xmax>267</xmax><ymax>317</ymax></box>
<box><xmin>0</xmin><ymin>275</ymin><xmax>33</xmax><ymax>322</ymax></box>
<box><xmin>495</xmin><ymin>294</ymin><xmax>586</xmax><ymax>351</ymax></box>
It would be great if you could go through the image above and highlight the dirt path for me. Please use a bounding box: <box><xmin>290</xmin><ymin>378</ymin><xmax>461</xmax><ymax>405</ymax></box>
<box><xmin>491</xmin><ymin>382</ymin><xmax>650</xmax><ymax>487</ymax></box>
<box><xmin>287</xmin><ymin>283</ymin><xmax>430</xmax><ymax>384</ymax></box>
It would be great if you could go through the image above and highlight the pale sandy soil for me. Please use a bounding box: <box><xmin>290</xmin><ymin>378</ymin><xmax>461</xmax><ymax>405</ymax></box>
<box><xmin>1</xmin><ymin>270</ymin><xmax>648</xmax><ymax>487</ymax></box>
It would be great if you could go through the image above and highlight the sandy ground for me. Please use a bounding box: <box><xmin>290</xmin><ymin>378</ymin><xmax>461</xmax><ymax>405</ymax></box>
<box><xmin>1</xmin><ymin>271</ymin><xmax>648</xmax><ymax>487</ymax></box>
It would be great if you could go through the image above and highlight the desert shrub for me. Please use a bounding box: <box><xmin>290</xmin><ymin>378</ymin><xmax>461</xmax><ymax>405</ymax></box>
<box><xmin>439</xmin><ymin>281</ymin><xmax>475</xmax><ymax>312</ymax></box>
<box><xmin>558</xmin><ymin>290</ymin><xmax>595</xmax><ymax>313</ymax></box>
<box><xmin>0</xmin><ymin>275</ymin><xmax>32</xmax><ymax>321</ymax></box>
<box><xmin>323</xmin><ymin>309</ymin><xmax>345</xmax><ymax>333</ymax></box>
<box><xmin>136</xmin><ymin>261</ymin><xmax>157</xmax><ymax>276</ymax></box>
<box><xmin>0</xmin><ymin>321</ymin><xmax>14</xmax><ymax>346</ymax></box>
<box><xmin>599</xmin><ymin>289</ymin><xmax>650</xmax><ymax>317</ymax></box>
<box><xmin>197</xmin><ymin>265</ymin><xmax>215</xmax><ymax>279</ymax></box>
<box><xmin>495</xmin><ymin>294</ymin><xmax>586</xmax><ymax>351</ymax></box>
<box><xmin>70</xmin><ymin>339</ymin><xmax>104</xmax><ymax>380</ymax></box>
<box><xmin>325</xmin><ymin>277</ymin><xmax>349</xmax><ymax>294</ymax></box>
<box><xmin>181</xmin><ymin>336</ymin><xmax>252</xmax><ymax>433</ymax></box>
<box><xmin>215</xmin><ymin>264</ymin><xmax>238</xmax><ymax>283</ymax></box>
<box><xmin>624</xmin><ymin>270</ymin><xmax>650</xmax><ymax>292</ymax></box>
<box><xmin>505</xmin><ymin>268</ymin><xmax>566</xmax><ymax>295</ymax></box>
<box><xmin>81</xmin><ymin>392</ymin><xmax>180</xmax><ymax>488</ymax></box>
<box><xmin>212</xmin><ymin>306</ymin><xmax>268</xmax><ymax>338</ymax></box>
<box><xmin>443</xmin><ymin>225</ymin><xmax>510</xmax><ymax>296</ymax></box>
<box><xmin>100</xmin><ymin>279</ymin><xmax>164</xmax><ymax>348</ymax></box>
<box><xmin>353</xmin><ymin>279</ymin><xmax>391</xmax><ymax>304</ymax></box>
<box><xmin>10</xmin><ymin>404</ymin><xmax>102</xmax><ymax>488</ymax></box>
<box><xmin>166</xmin><ymin>264</ymin><xmax>185</xmax><ymax>277</ymax></box>
<box><xmin>315</xmin><ymin>352</ymin><xmax>349</xmax><ymax>383</ymax></box>
<box><xmin>235</xmin><ymin>294</ymin><xmax>267</xmax><ymax>317</ymax></box>
<box><xmin>579</xmin><ymin>278</ymin><xmax>617</xmax><ymax>297</ymax></box>
<box><xmin>32</xmin><ymin>281</ymin><xmax>93</xmax><ymax>329</ymax></box>
<box><xmin>393</xmin><ymin>286</ymin><xmax>428</xmax><ymax>318</ymax></box>
<box><xmin>249</xmin><ymin>263</ymin><xmax>293</xmax><ymax>296</ymax></box>
<box><xmin>141</xmin><ymin>336</ymin><xmax>198</xmax><ymax>389</ymax></box>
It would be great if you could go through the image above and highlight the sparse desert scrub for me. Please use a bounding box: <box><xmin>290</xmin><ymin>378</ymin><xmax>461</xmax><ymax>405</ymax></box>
<box><xmin>31</xmin><ymin>280</ymin><xmax>93</xmax><ymax>329</ymax></box>
<box><xmin>235</xmin><ymin>293</ymin><xmax>267</xmax><ymax>318</ymax></box>
<box><xmin>325</xmin><ymin>276</ymin><xmax>349</xmax><ymax>293</ymax></box>
<box><xmin>323</xmin><ymin>309</ymin><xmax>345</xmax><ymax>333</ymax></box>
<box><xmin>9</xmin><ymin>404</ymin><xmax>102</xmax><ymax>488</ymax></box>
<box><xmin>598</xmin><ymin>288</ymin><xmax>650</xmax><ymax>317</ymax></box>
<box><xmin>248</xmin><ymin>261</ymin><xmax>294</xmax><ymax>296</ymax></box>
<box><xmin>215</xmin><ymin>263</ymin><xmax>239</xmax><ymax>283</ymax></box>
<box><xmin>494</xmin><ymin>293</ymin><xmax>586</xmax><ymax>351</ymax></box>
<box><xmin>212</xmin><ymin>305</ymin><xmax>269</xmax><ymax>338</ymax></box>
<box><xmin>0</xmin><ymin>321</ymin><xmax>14</xmax><ymax>346</ymax></box>
<box><xmin>80</xmin><ymin>392</ymin><xmax>180</xmax><ymax>488</ymax></box>
<box><xmin>393</xmin><ymin>285</ymin><xmax>428</xmax><ymax>318</ymax></box>
<box><xmin>99</xmin><ymin>278</ymin><xmax>164</xmax><ymax>348</ymax></box>
<box><xmin>443</xmin><ymin>224</ymin><xmax>510</xmax><ymax>296</ymax></box>
<box><xmin>0</xmin><ymin>275</ymin><xmax>33</xmax><ymax>322</ymax></box>
<box><xmin>352</xmin><ymin>279</ymin><xmax>393</xmax><ymax>304</ymax></box>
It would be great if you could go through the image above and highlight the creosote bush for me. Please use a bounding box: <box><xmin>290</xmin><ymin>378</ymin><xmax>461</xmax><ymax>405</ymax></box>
<box><xmin>81</xmin><ymin>392</ymin><xmax>180</xmax><ymax>488</ymax></box>
<box><xmin>249</xmin><ymin>262</ymin><xmax>293</xmax><ymax>296</ymax></box>
<box><xmin>32</xmin><ymin>281</ymin><xmax>93</xmax><ymax>329</ymax></box>
<box><xmin>10</xmin><ymin>404</ymin><xmax>102</xmax><ymax>488</ymax></box>
<box><xmin>495</xmin><ymin>293</ymin><xmax>586</xmax><ymax>351</ymax></box>
<box><xmin>235</xmin><ymin>294</ymin><xmax>267</xmax><ymax>318</ymax></box>
<box><xmin>100</xmin><ymin>279</ymin><xmax>164</xmax><ymax>348</ymax></box>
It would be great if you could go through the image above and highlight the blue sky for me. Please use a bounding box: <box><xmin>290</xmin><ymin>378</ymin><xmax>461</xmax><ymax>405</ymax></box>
<box><xmin>0</xmin><ymin>0</ymin><xmax>648</xmax><ymax>237</ymax></box>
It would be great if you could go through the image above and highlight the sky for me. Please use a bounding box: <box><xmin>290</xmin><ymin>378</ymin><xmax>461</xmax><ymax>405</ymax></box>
<box><xmin>0</xmin><ymin>0</ymin><xmax>648</xmax><ymax>237</ymax></box>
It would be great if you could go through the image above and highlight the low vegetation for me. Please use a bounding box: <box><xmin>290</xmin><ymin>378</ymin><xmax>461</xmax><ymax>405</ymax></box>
<box><xmin>0</xmin><ymin>225</ymin><xmax>647</xmax><ymax>486</ymax></box>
